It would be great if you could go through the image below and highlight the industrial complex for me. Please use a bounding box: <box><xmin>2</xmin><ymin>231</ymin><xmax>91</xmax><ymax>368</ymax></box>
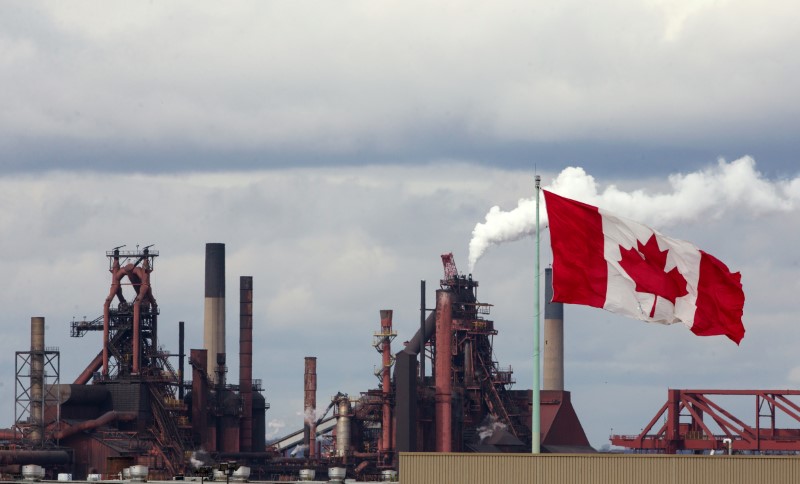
<box><xmin>1</xmin><ymin>243</ymin><xmax>799</xmax><ymax>482</ymax></box>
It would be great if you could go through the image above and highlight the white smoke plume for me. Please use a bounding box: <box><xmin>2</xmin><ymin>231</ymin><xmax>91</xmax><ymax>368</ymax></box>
<box><xmin>468</xmin><ymin>156</ymin><xmax>800</xmax><ymax>271</ymax></box>
<box><xmin>301</xmin><ymin>405</ymin><xmax>321</xmax><ymax>425</ymax></box>
<box><xmin>266</xmin><ymin>419</ymin><xmax>287</xmax><ymax>440</ymax></box>
<box><xmin>189</xmin><ymin>450</ymin><xmax>210</xmax><ymax>469</ymax></box>
<box><xmin>476</xmin><ymin>415</ymin><xmax>508</xmax><ymax>442</ymax></box>
<box><xmin>290</xmin><ymin>444</ymin><xmax>308</xmax><ymax>457</ymax></box>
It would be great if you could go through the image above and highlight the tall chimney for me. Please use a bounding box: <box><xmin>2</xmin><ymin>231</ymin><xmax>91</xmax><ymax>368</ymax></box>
<box><xmin>239</xmin><ymin>276</ymin><xmax>254</xmax><ymax>452</ymax></box>
<box><xmin>419</xmin><ymin>280</ymin><xmax>426</xmax><ymax>381</ymax></box>
<box><xmin>178</xmin><ymin>321</ymin><xmax>185</xmax><ymax>400</ymax></box>
<box><xmin>190</xmin><ymin>349</ymin><xmax>209</xmax><ymax>449</ymax></box>
<box><xmin>434</xmin><ymin>290</ymin><xmax>453</xmax><ymax>452</ymax></box>
<box><xmin>304</xmin><ymin>356</ymin><xmax>317</xmax><ymax>458</ymax></box>
<box><xmin>204</xmin><ymin>243</ymin><xmax>226</xmax><ymax>383</ymax></box>
<box><xmin>379</xmin><ymin>310</ymin><xmax>394</xmax><ymax>455</ymax></box>
<box><xmin>30</xmin><ymin>317</ymin><xmax>45</xmax><ymax>445</ymax></box>
<box><xmin>543</xmin><ymin>268</ymin><xmax>564</xmax><ymax>391</ymax></box>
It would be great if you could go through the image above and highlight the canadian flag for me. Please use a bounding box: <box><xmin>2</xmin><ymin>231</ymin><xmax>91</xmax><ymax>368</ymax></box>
<box><xmin>543</xmin><ymin>190</ymin><xmax>745</xmax><ymax>344</ymax></box>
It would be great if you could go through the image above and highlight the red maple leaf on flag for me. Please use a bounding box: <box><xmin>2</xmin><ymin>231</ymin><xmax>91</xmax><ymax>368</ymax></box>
<box><xmin>618</xmin><ymin>234</ymin><xmax>689</xmax><ymax>318</ymax></box>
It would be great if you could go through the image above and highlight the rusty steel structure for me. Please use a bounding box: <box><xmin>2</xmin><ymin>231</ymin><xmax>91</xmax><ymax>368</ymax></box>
<box><xmin>4</xmin><ymin>245</ymin><xmax>593</xmax><ymax>481</ymax></box>
<box><xmin>389</xmin><ymin>254</ymin><xmax>592</xmax><ymax>455</ymax></box>
<box><xmin>611</xmin><ymin>389</ymin><xmax>800</xmax><ymax>453</ymax></box>
<box><xmin>374</xmin><ymin>310</ymin><xmax>396</xmax><ymax>461</ymax></box>
<box><xmin>2</xmin><ymin>245</ymin><xmax>269</xmax><ymax>480</ymax></box>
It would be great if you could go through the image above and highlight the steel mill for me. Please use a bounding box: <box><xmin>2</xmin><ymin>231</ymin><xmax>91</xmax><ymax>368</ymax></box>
<box><xmin>22</xmin><ymin>242</ymin><xmax>776</xmax><ymax>481</ymax></box>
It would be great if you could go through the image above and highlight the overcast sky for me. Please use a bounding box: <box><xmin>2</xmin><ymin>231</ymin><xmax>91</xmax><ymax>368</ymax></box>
<box><xmin>1</xmin><ymin>1</ymin><xmax>799</xmax><ymax>450</ymax></box>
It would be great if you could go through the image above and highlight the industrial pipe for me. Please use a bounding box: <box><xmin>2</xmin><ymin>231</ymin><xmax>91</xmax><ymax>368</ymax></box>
<box><xmin>74</xmin><ymin>352</ymin><xmax>103</xmax><ymax>385</ymax></box>
<box><xmin>102</xmin><ymin>250</ymin><xmax>123</xmax><ymax>376</ymax></box>
<box><xmin>54</xmin><ymin>411</ymin><xmax>137</xmax><ymax>440</ymax></box>
<box><xmin>403</xmin><ymin>311</ymin><xmax>436</xmax><ymax>356</ymax></box>
<box><xmin>434</xmin><ymin>290</ymin><xmax>453</xmax><ymax>452</ymax></box>
<box><xmin>0</xmin><ymin>450</ymin><xmax>70</xmax><ymax>465</ymax></box>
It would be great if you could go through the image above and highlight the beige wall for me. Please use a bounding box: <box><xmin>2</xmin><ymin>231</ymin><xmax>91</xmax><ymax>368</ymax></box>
<box><xmin>399</xmin><ymin>453</ymin><xmax>800</xmax><ymax>484</ymax></box>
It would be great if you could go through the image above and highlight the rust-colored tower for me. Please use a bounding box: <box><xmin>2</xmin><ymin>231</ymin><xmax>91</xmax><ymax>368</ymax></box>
<box><xmin>304</xmin><ymin>356</ymin><xmax>318</xmax><ymax>458</ymax></box>
<box><xmin>376</xmin><ymin>310</ymin><xmax>396</xmax><ymax>457</ymax></box>
<box><xmin>434</xmin><ymin>289</ymin><xmax>453</xmax><ymax>452</ymax></box>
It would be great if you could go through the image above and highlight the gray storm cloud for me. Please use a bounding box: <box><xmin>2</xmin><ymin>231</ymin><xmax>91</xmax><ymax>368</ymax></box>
<box><xmin>468</xmin><ymin>156</ymin><xmax>800</xmax><ymax>271</ymax></box>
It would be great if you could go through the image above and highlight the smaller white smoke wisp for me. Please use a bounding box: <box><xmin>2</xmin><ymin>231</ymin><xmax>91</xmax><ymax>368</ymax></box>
<box><xmin>476</xmin><ymin>415</ymin><xmax>507</xmax><ymax>442</ymax></box>
<box><xmin>190</xmin><ymin>450</ymin><xmax>210</xmax><ymax>469</ymax></box>
<box><xmin>301</xmin><ymin>406</ymin><xmax>320</xmax><ymax>425</ymax></box>
<box><xmin>467</xmin><ymin>156</ymin><xmax>800</xmax><ymax>271</ymax></box>
<box><xmin>290</xmin><ymin>444</ymin><xmax>308</xmax><ymax>457</ymax></box>
<box><xmin>266</xmin><ymin>419</ymin><xmax>287</xmax><ymax>441</ymax></box>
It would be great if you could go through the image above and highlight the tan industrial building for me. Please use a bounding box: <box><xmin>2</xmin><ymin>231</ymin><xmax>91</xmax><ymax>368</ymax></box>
<box><xmin>399</xmin><ymin>453</ymin><xmax>800</xmax><ymax>484</ymax></box>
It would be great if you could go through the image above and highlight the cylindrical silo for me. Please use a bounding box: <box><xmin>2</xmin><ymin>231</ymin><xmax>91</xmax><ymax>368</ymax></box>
<box><xmin>335</xmin><ymin>396</ymin><xmax>351</xmax><ymax>458</ymax></box>
<box><xmin>204</xmin><ymin>243</ymin><xmax>226</xmax><ymax>383</ymax></box>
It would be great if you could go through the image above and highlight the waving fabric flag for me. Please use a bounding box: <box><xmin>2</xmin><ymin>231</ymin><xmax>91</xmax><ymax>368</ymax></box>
<box><xmin>543</xmin><ymin>190</ymin><xmax>745</xmax><ymax>344</ymax></box>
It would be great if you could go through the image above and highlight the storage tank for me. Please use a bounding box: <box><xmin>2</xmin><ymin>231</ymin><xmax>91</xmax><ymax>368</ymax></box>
<box><xmin>129</xmin><ymin>465</ymin><xmax>148</xmax><ymax>482</ymax></box>
<box><xmin>231</xmin><ymin>466</ymin><xmax>250</xmax><ymax>482</ymax></box>
<box><xmin>22</xmin><ymin>465</ymin><xmax>45</xmax><ymax>481</ymax></box>
<box><xmin>328</xmin><ymin>467</ymin><xmax>346</xmax><ymax>482</ymax></box>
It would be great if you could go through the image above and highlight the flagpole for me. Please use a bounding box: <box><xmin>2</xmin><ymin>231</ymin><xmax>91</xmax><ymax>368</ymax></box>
<box><xmin>533</xmin><ymin>174</ymin><xmax>541</xmax><ymax>453</ymax></box>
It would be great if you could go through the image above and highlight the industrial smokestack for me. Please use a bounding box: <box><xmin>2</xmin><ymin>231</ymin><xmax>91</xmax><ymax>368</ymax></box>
<box><xmin>304</xmin><ymin>356</ymin><xmax>317</xmax><ymax>458</ymax></box>
<box><xmin>190</xmin><ymin>349</ymin><xmax>209</xmax><ymax>449</ymax></box>
<box><xmin>434</xmin><ymin>290</ymin><xmax>453</xmax><ymax>452</ymax></box>
<box><xmin>178</xmin><ymin>321</ymin><xmax>185</xmax><ymax>400</ymax></box>
<box><xmin>543</xmin><ymin>267</ymin><xmax>564</xmax><ymax>391</ymax></box>
<box><xmin>239</xmin><ymin>276</ymin><xmax>253</xmax><ymax>452</ymax></box>
<box><xmin>379</xmin><ymin>310</ymin><xmax>393</xmax><ymax>455</ymax></box>
<box><xmin>204</xmin><ymin>243</ymin><xmax>226</xmax><ymax>383</ymax></box>
<box><xmin>30</xmin><ymin>317</ymin><xmax>45</xmax><ymax>445</ymax></box>
<box><xmin>419</xmin><ymin>280</ymin><xmax>426</xmax><ymax>381</ymax></box>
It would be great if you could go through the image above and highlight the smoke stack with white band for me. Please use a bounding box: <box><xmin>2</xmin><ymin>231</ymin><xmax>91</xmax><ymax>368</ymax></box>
<box><xmin>543</xmin><ymin>267</ymin><xmax>564</xmax><ymax>391</ymax></box>
<box><xmin>204</xmin><ymin>243</ymin><xmax>226</xmax><ymax>383</ymax></box>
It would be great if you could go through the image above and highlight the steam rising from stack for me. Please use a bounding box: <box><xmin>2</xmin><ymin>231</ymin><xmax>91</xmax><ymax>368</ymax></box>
<box><xmin>468</xmin><ymin>157</ymin><xmax>800</xmax><ymax>271</ymax></box>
